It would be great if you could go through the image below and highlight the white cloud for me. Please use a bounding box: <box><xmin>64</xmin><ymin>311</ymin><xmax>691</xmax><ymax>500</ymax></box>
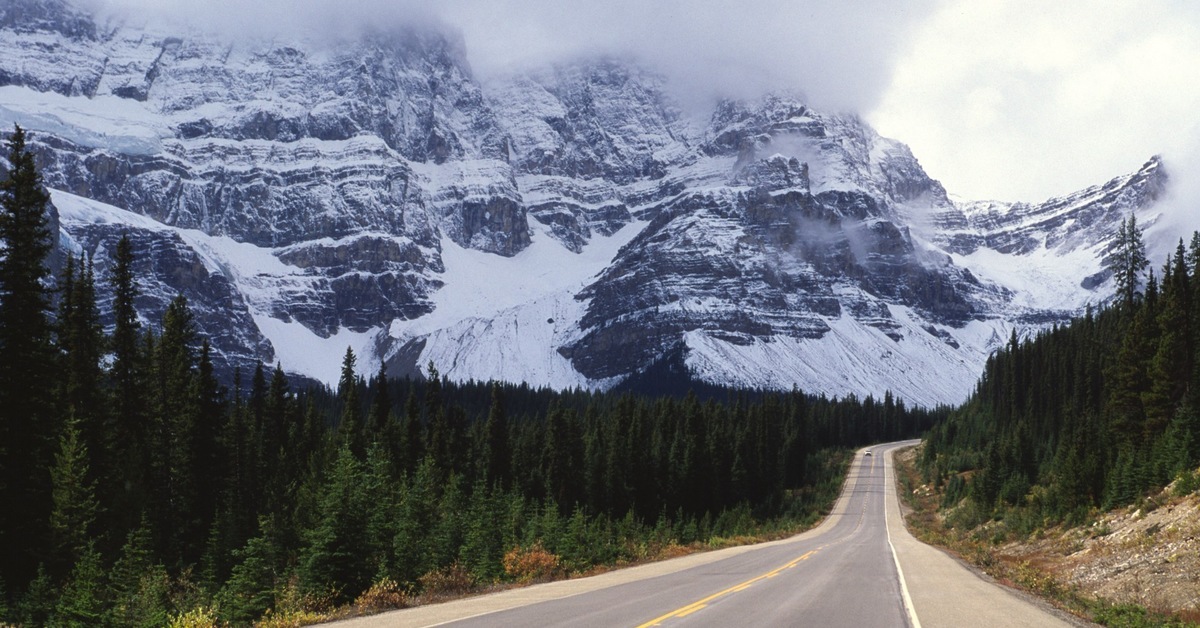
<box><xmin>870</xmin><ymin>0</ymin><xmax>1200</xmax><ymax>202</ymax></box>
<box><xmin>437</xmin><ymin>0</ymin><xmax>939</xmax><ymax>114</ymax></box>
<box><xmin>90</xmin><ymin>0</ymin><xmax>938</xmax><ymax>115</ymax></box>
<box><xmin>89</xmin><ymin>0</ymin><xmax>1200</xmax><ymax>208</ymax></box>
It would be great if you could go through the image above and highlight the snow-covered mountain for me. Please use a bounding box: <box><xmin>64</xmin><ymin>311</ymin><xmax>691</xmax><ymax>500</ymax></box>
<box><xmin>0</xmin><ymin>0</ymin><xmax>1170</xmax><ymax>406</ymax></box>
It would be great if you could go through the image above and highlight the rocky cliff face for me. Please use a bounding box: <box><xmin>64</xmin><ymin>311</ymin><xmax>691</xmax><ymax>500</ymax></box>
<box><xmin>0</xmin><ymin>0</ymin><xmax>1171</xmax><ymax>404</ymax></box>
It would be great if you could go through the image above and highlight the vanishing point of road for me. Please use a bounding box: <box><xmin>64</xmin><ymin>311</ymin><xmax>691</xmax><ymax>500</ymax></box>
<box><xmin>331</xmin><ymin>441</ymin><xmax>1087</xmax><ymax>627</ymax></box>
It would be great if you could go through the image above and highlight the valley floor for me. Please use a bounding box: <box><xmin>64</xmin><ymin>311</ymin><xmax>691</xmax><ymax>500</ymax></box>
<box><xmin>897</xmin><ymin>446</ymin><xmax>1200</xmax><ymax>626</ymax></box>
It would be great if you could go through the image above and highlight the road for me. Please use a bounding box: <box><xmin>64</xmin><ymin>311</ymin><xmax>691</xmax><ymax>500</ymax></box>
<box><xmin>332</xmin><ymin>441</ymin><xmax>1084</xmax><ymax>627</ymax></box>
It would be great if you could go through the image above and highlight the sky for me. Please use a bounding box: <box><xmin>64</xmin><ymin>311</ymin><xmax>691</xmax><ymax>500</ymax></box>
<box><xmin>436</xmin><ymin>0</ymin><xmax>1200</xmax><ymax>204</ymax></box>
<box><xmin>95</xmin><ymin>0</ymin><xmax>1200</xmax><ymax>205</ymax></box>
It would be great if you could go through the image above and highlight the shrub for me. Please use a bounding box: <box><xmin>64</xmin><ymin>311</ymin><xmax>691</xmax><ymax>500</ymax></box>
<box><xmin>167</xmin><ymin>606</ymin><xmax>221</xmax><ymax>628</ymax></box>
<box><xmin>418</xmin><ymin>563</ymin><xmax>475</xmax><ymax>597</ymax></box>
<box><xmin>502</xmin><ymin>544</ymin><xmax>561</xmax><ymax>584</ymax></box>
<box><xmin>252</xmin><ymin>578</ymin><xmax>332</xmax><ymax>628</ymax></box>
<box><xmin>352</xmin><ymin>578</ymin><xmax>409</xmax><ymax>615</ymax></box>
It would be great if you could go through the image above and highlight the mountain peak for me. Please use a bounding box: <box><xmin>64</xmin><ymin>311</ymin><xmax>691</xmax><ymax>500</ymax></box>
<box><xmin>0</xmin><ymin>6</ymin><xmax>1172</xmax><ymax>405</ymax></box>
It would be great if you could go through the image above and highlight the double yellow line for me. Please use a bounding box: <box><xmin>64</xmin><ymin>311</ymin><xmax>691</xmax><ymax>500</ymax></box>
<box><xmin>634</xmin><ymin>549</ymin><xmax>819</xmax><ymax>627</ymax></box>
<box><xmin>636</xmin><ymin>452</ymin><xmax>876</xmax><ymax>626</ymax></box>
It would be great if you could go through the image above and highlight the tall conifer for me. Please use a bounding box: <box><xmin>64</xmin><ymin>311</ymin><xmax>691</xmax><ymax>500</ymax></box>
<box><xmin>0</xmin><ymin>124</ymin><xmax>57</xmax><ymax>586</ymax></box>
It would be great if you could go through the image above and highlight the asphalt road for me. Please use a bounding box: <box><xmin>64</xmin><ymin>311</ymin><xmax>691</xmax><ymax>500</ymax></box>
<box><xmin>332</xmin><ymin>441</ymin><xmax>1083</xmax><ymax>627</ymax></box>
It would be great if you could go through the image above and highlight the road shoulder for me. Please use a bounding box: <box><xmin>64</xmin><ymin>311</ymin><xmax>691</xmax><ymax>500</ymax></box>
<box><xmin>883</xmin><ymin>446</ymin><xmax>1090</xmax><ymax>628</ymax></box>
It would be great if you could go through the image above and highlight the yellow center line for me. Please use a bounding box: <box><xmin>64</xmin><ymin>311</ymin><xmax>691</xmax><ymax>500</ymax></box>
<box><xmin>634</xmin><ymin>550</ymin><xmax>817</xmax><ymax>628</ymax></box>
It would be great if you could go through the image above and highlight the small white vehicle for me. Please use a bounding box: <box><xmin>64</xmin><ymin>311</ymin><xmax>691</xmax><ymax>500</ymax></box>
<box><xmin>864</xmin><ymin>450</ymin><xmax>872</xmax><ymax>456</ymax></box>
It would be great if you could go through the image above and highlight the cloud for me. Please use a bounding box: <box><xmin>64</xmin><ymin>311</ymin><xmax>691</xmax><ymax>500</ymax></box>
<box><xmin>86</xmin><ymin>0</ymin><xmax>1199</xmax><ymax>210</ymax></box>
<box><xmin>83</xmin><ymin>0</ymin><xmax>447</xmax><ymax>42</ymax></box>
<box><xmin>88</xmin><ymin>0</ymin><xmax>938</xmax><ymax>115</ymax></box>
<box><xmin>1147</xmin><ymin>131</ymin><xmax>1200</xmax><ymax>260</ymax></box>
<box><xmin>869</xmin><ymin>0</ymin><xmax>1200</xmax><ymax>203</ymax></box>
<box><xmin>437</xmin><ymin>0</ymin><xmax>939</xmax><ymax>113</ymax></box>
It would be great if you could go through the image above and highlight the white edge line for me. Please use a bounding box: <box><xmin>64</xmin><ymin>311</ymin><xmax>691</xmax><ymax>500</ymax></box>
<box><xmin>884</xmin><ymin>445</ymin><xmax>923</xmax><ymax>628</ymax></box>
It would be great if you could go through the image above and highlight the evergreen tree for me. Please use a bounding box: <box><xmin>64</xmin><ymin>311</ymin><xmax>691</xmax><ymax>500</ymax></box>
<box><xmin>108</xmin><ymin>233</ymin><xmax>146</xmax><ymax>536</ymax></box>
<box><xmin>460</xmin><ymin>480</ymin><xmax>503</xmax><ymax>582</ymax></box>
<box><xmin>426</xmin><ymin>364</ymin><xmax>453</xmax><ymax>473</ymax></box>
<box><xmin>151</xmin><ymin>294</ymin><xmax>202</xmax><ymax>565</ymax></box>
<box><xmin>363</xmin><ymin>442</ymin><xmax>399</xmax><ymax>579</ymax></box>
<box><xmin>0</xmin><ymin>124</ymin><xmax>57</xmax><ymax>587</ymax></box>
<box><xmin>217</xmin><ymin>518</ymin><xmax>280</xmax><ymax>625</ymax></box>
<box><xmin>368</xmin><ymin>362</ymin><xmax>391</xmax><ymax>435</ymax></box>
<box><xmin>299</xmin><ymin>444</ymin><xmax>370</xmax><ymax>602</ymax></box>
<box><xmin>15</xmin><ymin>564</ymin><xmax>55</xmax><ymax>627</ymax></box>
<box><xmin>337</xmin><ymin>347</ymin><xmax>364</xmax><ymax>456</ymax></box>
<box><xmin>193</xmin><ymin>340</ymin><xmax>224</xmax><ymax>532</ymax></box>
<box><xmin>58</xmin><ymin>255</ymin><xmax>108</xmax><ymax>535</ymax></box>
<box><xmin>1145</xmin><ymin>247</ymin><xmax>1191</xmax><ymax>432</ymax></box>
<box><xmin>52</xmin><ymin>542</ymin><xmax>107</xmax><ymax>628</ymax></box>
<box><xmin>49</xmin><ymin>415</ymin><xmax>99</xmax><ymax>575</ymax></box>
<box><xmin>398</xmin><ymin>389</ymin><xmax>424</xmax><ymax>474</ymax></box>
<box><xmin>108</xmin><ymin>524</ymin><xmax>171</xmax><ymax>628</ymax></box>
<box><xmin>248</xmin><ymin>360</ymin><xmax>267</xmax><ymax>516</ymax></box>
<box><xmin>220</xmin><ymin>368</ymin><xmax>256</xmax><ymax>550</ymax></box>
<box><xmin>1109</xmin><ymin>214</ymin><xmax>1149</xmax><ymax>308</ymax></box>
<box><xmin>482</xmin><ymin>383</ymin><xmax>510</xmax><ymax>486</ymax></box>
<box><xmin>393</xmin><ymin>457</ymin><xmax>438</xmax><ymax>585</ymax></box>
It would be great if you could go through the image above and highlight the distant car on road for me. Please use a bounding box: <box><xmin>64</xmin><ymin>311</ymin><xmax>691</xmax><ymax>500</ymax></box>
<box><xmin>864</xmin><ymin>450</ymin><xmax>872</xmax><ymax>456</ymax></box>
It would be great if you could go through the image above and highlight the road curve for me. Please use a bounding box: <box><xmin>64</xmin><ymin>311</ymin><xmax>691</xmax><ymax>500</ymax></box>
<box><xmin>329</xmin><ymin>441</ymin><xmax>1082</xmax><ymax>627</ymax></box>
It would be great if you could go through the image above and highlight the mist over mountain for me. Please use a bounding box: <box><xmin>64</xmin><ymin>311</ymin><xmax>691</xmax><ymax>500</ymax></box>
<box><xmin>0</xmin><ymin>0</ymin><xmax>1173</xmax><ymax>405</ymax></box>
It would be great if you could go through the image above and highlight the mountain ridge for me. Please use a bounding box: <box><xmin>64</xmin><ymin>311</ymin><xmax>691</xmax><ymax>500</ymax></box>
<box><xmin>0</xmin><ymin>0</ymin><xmax>1170</xmax><ymax>405</ymax></box>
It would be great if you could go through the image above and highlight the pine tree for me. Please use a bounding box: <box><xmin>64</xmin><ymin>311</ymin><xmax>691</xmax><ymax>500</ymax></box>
<box><xmin>364</xmin><ymin>442</ymin><xmax>399</xmax><ymax>579</ymax></box>
<box><xmin>460</xmin><ymin>480</ymin><xmax>503</xmax><ymax>582</ymax></box>
<box><xmin>299</xmin><ymin>444</ymin><xmax>370</xmax><ymax>602</ymax></box>
<box><xmin>482</xmin><ymin>383</ymin><xmax>510</xmax><ymax>487</ymax></box>
<box><xmin>49</xmin><ymin>415</ymin><xmax>99</xmax><ymax>575</ymax></box>
<box><xmin>152</xmin><ymin>294</ymin><xmax>202</xmax><ymax>565</ymax></box>
<box><xmin>52</xmin><ymin>541</ymin><xmax>108</xmax><ymax>627</ymax></box>
<box><xmin>194</xmin><ymin>340</ymin><xmax>224</xmax><ymax>523</ymax></box>
<box><xmin>1145</xmin><ymin>245</ymin><xmax>1191</xmax><ymax>433</ymax></box>
<box><xmin>220</xmin><ymin>367</ymin><xmax>256</xmax><ymax>550</ymax></box>
<box><xmin>108</xmin><ymin>524</ymin><xmax>170</xmax><ymax>628</ymax></box>
<box><xmin>59</xmin><ymin>256</ymin><xmax>108</xmax><ymax>531</ymax></box>
<box><xmin>1109</xmin><ymin>214</ymin><xmax>1149</xmax><ymax>308</ymax></box>
<box><xmin>393</xmin><ymin>457</ymin><xmax>438</xmax><ymax>585</ymax></box>
<box><xmin>337</xmin><ymin>347</ymin><xmax>364</xmax><ymax>456</ymax></box>
<box><xmin>426</xmin><ymin>364</ymin><xmax>452</xmax><ymax>473</ymax></box>
<box><xmin>399</xmin><ymin>389</ymin><xmax>424</xmax><ymax>474</ymax></box>
<box><xmin>59</xmin><ymin>255</ymin><xmax>105</xmax><ymax>452</ymax></box>
<box><xmin>0</xmin><ymin>124</ymin><xmax>58</xmax><ymax>587</ymax></box>
<box><xmin>247</xmin><ymin>360</ymin><xmax>267</xmax><ymax>517</ymax></box>
<box><xmin>1107</xmin><ymin>291</ymin><xmax>1157</xmax><ymax>443</ymax></box>
<box><xmin>108</xmin><ymin>233</ymin><xmax>146</xmax><ymax>536</ymax></box>
<box><xmin>217</xmin><ymin>517</ymin><xmax>280</xmax><ymax>625</ymax></box>
<box><xmin>368</xmin><ymin>362</ymin><xmax>391</xmax><ymax>435</ymax></box>
<box><xmin>15</xmin><ymin>564</ymin><xmax>56</xmax><ymax>627</ymax></box>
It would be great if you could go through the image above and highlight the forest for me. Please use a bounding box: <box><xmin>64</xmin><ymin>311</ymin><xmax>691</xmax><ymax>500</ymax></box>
<box><xmin>0</xmin><ymin>126</ymin><xmax>943</xmax><ymax>625</ymax></box>
<box><xmin>922</xmin><ymin>215</ymin><xmax>1200</xmax><ymax>530</ymax></box>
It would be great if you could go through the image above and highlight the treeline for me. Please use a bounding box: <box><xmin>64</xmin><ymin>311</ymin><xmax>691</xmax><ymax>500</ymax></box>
<box><xmin>0</xmin><ymin>124</ymin><xmax>944</xmax><ymax>625</ymax></box>
<box><xmin>922</xmin><ymin>216</ymin><xmax>1200</xmax><ymax>529</ymax></box>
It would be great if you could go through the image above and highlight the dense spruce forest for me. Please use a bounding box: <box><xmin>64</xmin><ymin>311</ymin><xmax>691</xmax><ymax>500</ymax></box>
<box><xmin>922</xmin><ymin>216</ymin><xmax>1200</xmax><ymax>530</ymax></box>
<box><xmin>0</xmin><ymin>125</ymin><xmax>944</xmax><ymax>625</ymax></box>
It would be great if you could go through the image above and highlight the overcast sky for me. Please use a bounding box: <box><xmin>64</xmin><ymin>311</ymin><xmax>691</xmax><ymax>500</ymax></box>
<box><xmin>437</xmin><ymin>0</ymin><xmax>1200</xmax><ymax>204</ymax></box>
<box><xmin>99</xmin><ymin>0</ymin><xmax>1200</xmax><ymax>204</ymax></box>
